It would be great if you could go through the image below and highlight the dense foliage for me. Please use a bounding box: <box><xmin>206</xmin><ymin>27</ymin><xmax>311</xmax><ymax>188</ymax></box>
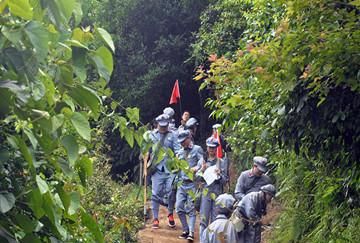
<box><xmin>195</xmin><ymin>0</ymin><xmax>360</xmax><ymax>242</ymax></box>
<box><xmin>0</xmin><ymin>1</ymin><xmax>145</xmax><ymax>242</ymax></box>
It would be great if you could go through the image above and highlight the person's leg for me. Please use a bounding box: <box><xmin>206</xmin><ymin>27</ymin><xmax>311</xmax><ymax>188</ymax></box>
<box><xmin>199</xmin><ymin>193</ymin><xmax>211</xmax><ymax>239</ymax></box>
<box><xmin>151</xmin><ymin>171</ymin><xmax>161</xmax><ymax>220</ymax></box>
<box><xmin>176</xmin><ymin>184</ymin><xmax>189</xmax><ymax>233</ymax></box>
<box><xmin>186</xmin><ymin>184</ymin><xmax>196</xmax><ymax>235</ymax></box>
<box><xmin>166</xmin><ymin>173</ymin><xmax>176</xmax><ymax>214</ymax></box>
<box><xmin>151</xmin><ymin>171</ymin><xmax>166</xmax><ymax>219</ymax></box>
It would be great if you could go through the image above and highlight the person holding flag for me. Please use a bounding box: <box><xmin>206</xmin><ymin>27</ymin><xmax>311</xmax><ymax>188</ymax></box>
<box><xmin>198</xmin><ymin>136</ymin><xmax>229</xmax><ymax>239</ymax></box>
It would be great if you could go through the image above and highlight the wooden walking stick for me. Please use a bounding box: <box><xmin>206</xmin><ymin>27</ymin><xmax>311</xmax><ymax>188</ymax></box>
<box><xmin>143</xmin><ymin>152</ymin><xmax>149</xmax><ymax>223</ymax></box>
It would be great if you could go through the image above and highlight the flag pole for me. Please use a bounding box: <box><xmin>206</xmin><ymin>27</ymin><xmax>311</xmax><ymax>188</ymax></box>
<box><xmin>178</xmin><ymin>80</ymin><xmax>183</xmax><ymax>116</ymax></box>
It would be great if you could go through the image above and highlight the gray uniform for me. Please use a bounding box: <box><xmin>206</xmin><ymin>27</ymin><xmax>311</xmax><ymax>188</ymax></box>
<box><xmin>175</xmin><ymin>144</ymin><xmax>203</xmax><ymax>233</ymax></box>
<box><xmin>237</xmin><ymin>191</ymin><xmax>267</xmax><ymax>243</ymax></box>
<box><xmin>234</xmin><ymin>169</ymin><xmax>271</xmax><ymax>201</ymax></box>
<box><xmin>149</xmin><ymin>130</ymin><xmax>181</xmax><ymax>219</ymax></box>
<box><xmin>199</xmin><ymin>157</ymin><xmax>229</xmax><ymax>238</ymax></box>
<box><xmin>201</xmin><ymin>214</ymin><xmax>238</xmax><ymax>243</ymax></box>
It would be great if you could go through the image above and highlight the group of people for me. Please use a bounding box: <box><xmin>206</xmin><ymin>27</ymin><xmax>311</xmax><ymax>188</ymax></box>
<box><xmin>144</xmin><ymin>107</ymin><xmax>276</xmax><ymax>243</ymax></box>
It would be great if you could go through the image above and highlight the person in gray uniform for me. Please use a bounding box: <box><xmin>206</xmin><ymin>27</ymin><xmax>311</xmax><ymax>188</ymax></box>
<box><xmin>184</xmin><ymin>117</ymin><xmax>199</xmax><ymax>141</ymax></box>
<box><xmin>201</xmin><ymin>193</ymin><xmax>238</xmax><ymax>243</ymax></box>
<box><xmin>178</xmin><ymin>111</ymin><xmax>190</xmax><ymax>132</ymax></box>
<box><xmin>199</xmin><ymin>136</ymin><xmax>229</xmax><ymax>239</ymax></box>
<box><xmin>236</xmin><ymin>184</ymin><xmax>276</xmax><ymax>243</ymax></box>
<box><xmin>149</xmin><ymin>114</ymin><xmax>181</xmax><ymax>229</ymax></box>
<box><xmin>234</xmin><ymin>156</ymin><xmax>272</xmax><ymax>201</ymax></box>
<box><xmin>163</xmin><ymin>107</ymin><xmax>177</xmax><ymax>132</ymax></box>
<box><xmin>176</xmin><ymin>130</ymin><xmax>204</xmax><ymax>242</ymax></box>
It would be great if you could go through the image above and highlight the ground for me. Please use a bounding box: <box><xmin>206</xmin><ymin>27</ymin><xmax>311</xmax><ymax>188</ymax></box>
<box><xmin>137</xmin><ymin>200</ymin><xmax>281</xmax><ymax>243</ymax></box>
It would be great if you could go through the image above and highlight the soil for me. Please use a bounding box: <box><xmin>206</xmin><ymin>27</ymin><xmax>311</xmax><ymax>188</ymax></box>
<box><xmin>137</xmin><ymin>200</ymin><xmax>282</xmax><ymax>243</ymax></box>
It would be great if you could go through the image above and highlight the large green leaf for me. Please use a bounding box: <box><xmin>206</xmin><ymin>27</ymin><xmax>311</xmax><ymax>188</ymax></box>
<box><xmin>75</xmin><ymin>156</ymin><xmax>93</xmax><ymax>187</ymax></box>
<box><xmin>8</xmin><ymin>0</ymin><xmax>33</xmax><ymax>20</ymax></box>
<box><xmin>90</xmin><ymin>46</ymin><xmax>113</xmax><ymax>82</ymax></box>
<box><xmin>70</xmin><ymin>112</ymin><xmax>91</xmax><ymax>142</ymax></box>
<box><xmin>28</xmin><ymin>188</ymin><xmax>44</xmax><ymax>218</ymax></box>
<box><xmin>69</xmin><ymin>85</ymin><xmax>102</xmax><ymax>117</ymax></box>
<box><xmin>72</xmin><ymin>47</ymin><xmax>87</xmax><ymax>82</ymax></box>
<box><xmin>96</xmin><ymin>27</ymin><xmax>115</xmax><ymax>53</ymax></box>
<box><xmin>61</xmin><ymin>135</ymin><xmax>79</xmax><ymax>166</ymax></box>
<box><xmin>126</xmin><ymin>107</ymin><xmax>140</xmax><ymax>125</ymax></box>
<box><xmin>51</xmin><ymin>114</ymin><xmax>64</xmax><ymax>132</ymax></box>
<box><xmin>2</xmin><ymin>26</ymin><xmax>23</xmax><ymax>48</ymax></box>
<box><xmin>68</xmin><ymin>192</ymin><xmax>80</xmax><ymax>215</ymax></box>
<box><xmin>56</xmin><ymin>0</ymin><xmax>76</xmax><ymax>22</ymax></box>
<box><xmin>36</xmin><ymin>175</ymin><xmax>49</xmax><ymax>194</ymax></box>
<box><xmin>0</xmin><ymin>192</ymin><xmax>15</xmax><ymax>213</ymax></box>
<box><xmin>24</xmin><ymin>21</ymin><xmax>49</xmax><ymax>62</ymax></box>
<box><xmin>15</xmin><ymin>214</ymin><xmax>38</xmax><ymax>233</ymax></box>
<box><xmin>81</xmin><ymin>210</ymin><xmax>104</xmax><ymax>243</ymax></box>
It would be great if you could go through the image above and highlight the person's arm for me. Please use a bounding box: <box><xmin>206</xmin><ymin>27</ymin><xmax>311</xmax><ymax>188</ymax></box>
<box><xmin>192</xmin><ymin>146</ymin><xmax>204</xmax><ymax>172</ymax></box>
<box><xmin>234</xmin><ymin>173</ymin><xmax>246</xmax><ymax>201</ymax></box>
<box><xmin>172</xmin><ymin>133</ymin><xmax>181</xmax><ymax>155</ymax></box>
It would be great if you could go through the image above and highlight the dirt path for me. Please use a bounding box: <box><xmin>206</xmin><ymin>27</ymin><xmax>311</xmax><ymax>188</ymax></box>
<box><xmin>137</xmin><ymin>200</ymin><xmax>281</xmax><ymax>243</ymax></box>
<box><xmin>137</xmin><ymin>205</ymin><xmax>200</xmax><ymax>243</ymax></box>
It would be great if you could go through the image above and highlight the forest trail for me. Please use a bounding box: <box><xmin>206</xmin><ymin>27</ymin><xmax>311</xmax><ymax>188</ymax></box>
<box><xmin>137</xmin><ymin>200</ymin><xmax>281</xmax><ymax>243</ymax></box>
<box><xmin>137</xmin><ymin>205</ymin><xmax>200</xmax><ymax>243</ymax></box>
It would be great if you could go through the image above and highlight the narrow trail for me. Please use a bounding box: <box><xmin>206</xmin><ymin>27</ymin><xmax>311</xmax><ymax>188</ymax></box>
<box><xmin>137</xmin><ymin>199</ymin><xmax>281</xmax><ymax>243</ymax></box>
<box><xmin>137</xmin><ymin>205</ymin><xmax>200</xmax><ymax>243</ymax></box>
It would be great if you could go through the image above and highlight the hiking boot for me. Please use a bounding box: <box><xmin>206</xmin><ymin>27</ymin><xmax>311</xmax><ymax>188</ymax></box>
<box><xmin>168</xmin><ymin>214</ymin><xmax>176</xmax><ymax>228</ymax></box>
<box><xmin>178</xmin><ymin>231</ymin><xmax>189</xmax><ymax>239</ymax></box>
<box><xmin>152</xmin><ymin>219</ymin><xmax>159</xmax><ymax>229</ymax></box>
<box><xmin>187</xmin><ymin>232</ymin><xmax>194</xmax><ymax>241</ymax></box>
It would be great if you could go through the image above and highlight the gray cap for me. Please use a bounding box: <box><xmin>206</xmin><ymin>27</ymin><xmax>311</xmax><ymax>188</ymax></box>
<box><xmin>253</xmin><ymin>156</ymin><xmax>268</xmax><ymax>173</ymax></box>
<box><xmin>155</xmin><ymin>114</ymin><xmax>170</xmax><ymax>127</ymax></box>
<box><xmin>163</xmin><ymin>107</ymin><xmax>175</xmax><ymax>118</ymax></box>
<box><xmin>215</xmin><ymin>193</ymin><xmax>235</xmax><ymax>210</ymax></box>
<box><xmin>185</xmin><ymin>117</ymin><xmax>198</xmax><ymax>128</ymax></box>
<box><xmin>206</xmin><ymin>136</ymin><xmax>219</xmax><ymax>148</ymax></box>
<box><xmin>260</xmin><ymin>184</ymin><xmax>276</xmax><ymax>197</ymax></box>
<box><xmin>177</xmin><ymin>130</ymin><xmax>190</xmax><ymax>143</ymax></box>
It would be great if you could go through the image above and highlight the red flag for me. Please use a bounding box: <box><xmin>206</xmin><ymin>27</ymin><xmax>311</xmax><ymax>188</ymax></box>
<box><xmin>213</xmin><ymin>131</ymin><xmax>223</xmax><ymax>158</ymax></box>
<box><xmin>169</xmin><ymin>80</ymin><xmax>180</xmax><ymax>104</ymax></box>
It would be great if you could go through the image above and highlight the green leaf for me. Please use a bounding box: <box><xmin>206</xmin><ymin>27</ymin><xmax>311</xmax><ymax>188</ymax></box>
<box><xmin>96</xmin><ymin>27</ymin><xmax>115</xmax><ymax>53</ymax></box>
<box><xmin>24</xmin><ymin>128</ymin><xmax>38</xmax><ymax>149</ymax></box>
<box><xmin>68</xmin><ymin>192</ymin><xmax>80</xmax><ymax>215</ymax></box>
<box><xmin>15</xmin><ymin>214</ymin><xmax>38</xmax><ymax>233</ymax></box>
<box><xmin>21</xmin><ymin>234</ymin><xmax>42</xmax><ymax>243</ymax></box>
<box><xmin>8</xmin><ymin>0</ymin><xmax>33</xmax><ymax>20</ymax></box>
<box><xmin>75</xmin><ymin>156</ymin><xmax>93</xmax><ymax>186</ymax></box>
<box><xmin>0</xmin><ymin>0</ymin><xmax>8</xmax><ymax>13</ymax></box>
<box><xmin>69</xmin><ymin>85</ymin><xmax>102</xmax><ymax>117</ymax></box>
<box><xmin>81</xmin><ymin>210</ymin><xmax>104</xmax><ymax>243</ymax></box>
<box><xmin>73</xmin><ymin>2</ymin><xmax>83</xmax><ymax>26</ymax></box>
<box><xmin>51</xmin><ymin>114</ymin><xmax>64</xmax><ymax>132</ymax></box>
<box><xmin>36</xmin><ymin>175</ymin><xmax>49</xmax><ymax>194</ymax></box>
<box><xmin>91</xmin><ymin>46</ymin><xmax>113</xmax><ymax>82</ymax></box>
<box><xmin>56</xmin><ymin>0</ymin><xmax>76</xmax><ymax>22</ymax></box>
<box><xmin>123</xmin><ymin>128</ymin><xmax>134</xmax><ymax>148</ymax></box>
<box><xmin>2</xmin><ymin>26</ymin><xmax>23</xmax><ymax>47</ymax></box>
<box><xmin>61</xmin><ymin>135</ymin><xmax>79</xmax><ymax>166</ymax></box>
<box><xmin>28</xmin><ymin>188</ymin><xmax>44</xmax><ymax>218</ymax></box>
<box><xmin>24</xmin><ymin>21</ymin><xmax>49</xmax><ymax>61</ymax></box>
<box><xmin>70</xmin><ymin>112</ymin><xmax>91</xmax><ymax>142</ymax></box>
<box><xmin>126</xmin><ymin>107</ymin><xmax>139</xmax><ymax>125</ymax></box>
<box><xmin>72</xmin><ymin>47</ymin><xmax>87</xmax><ymax>82</ymax></box>
<box><xmin>0</xmin><ymin>192</ymin><xmax>15</xmax><ymax>213</ymax></box>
